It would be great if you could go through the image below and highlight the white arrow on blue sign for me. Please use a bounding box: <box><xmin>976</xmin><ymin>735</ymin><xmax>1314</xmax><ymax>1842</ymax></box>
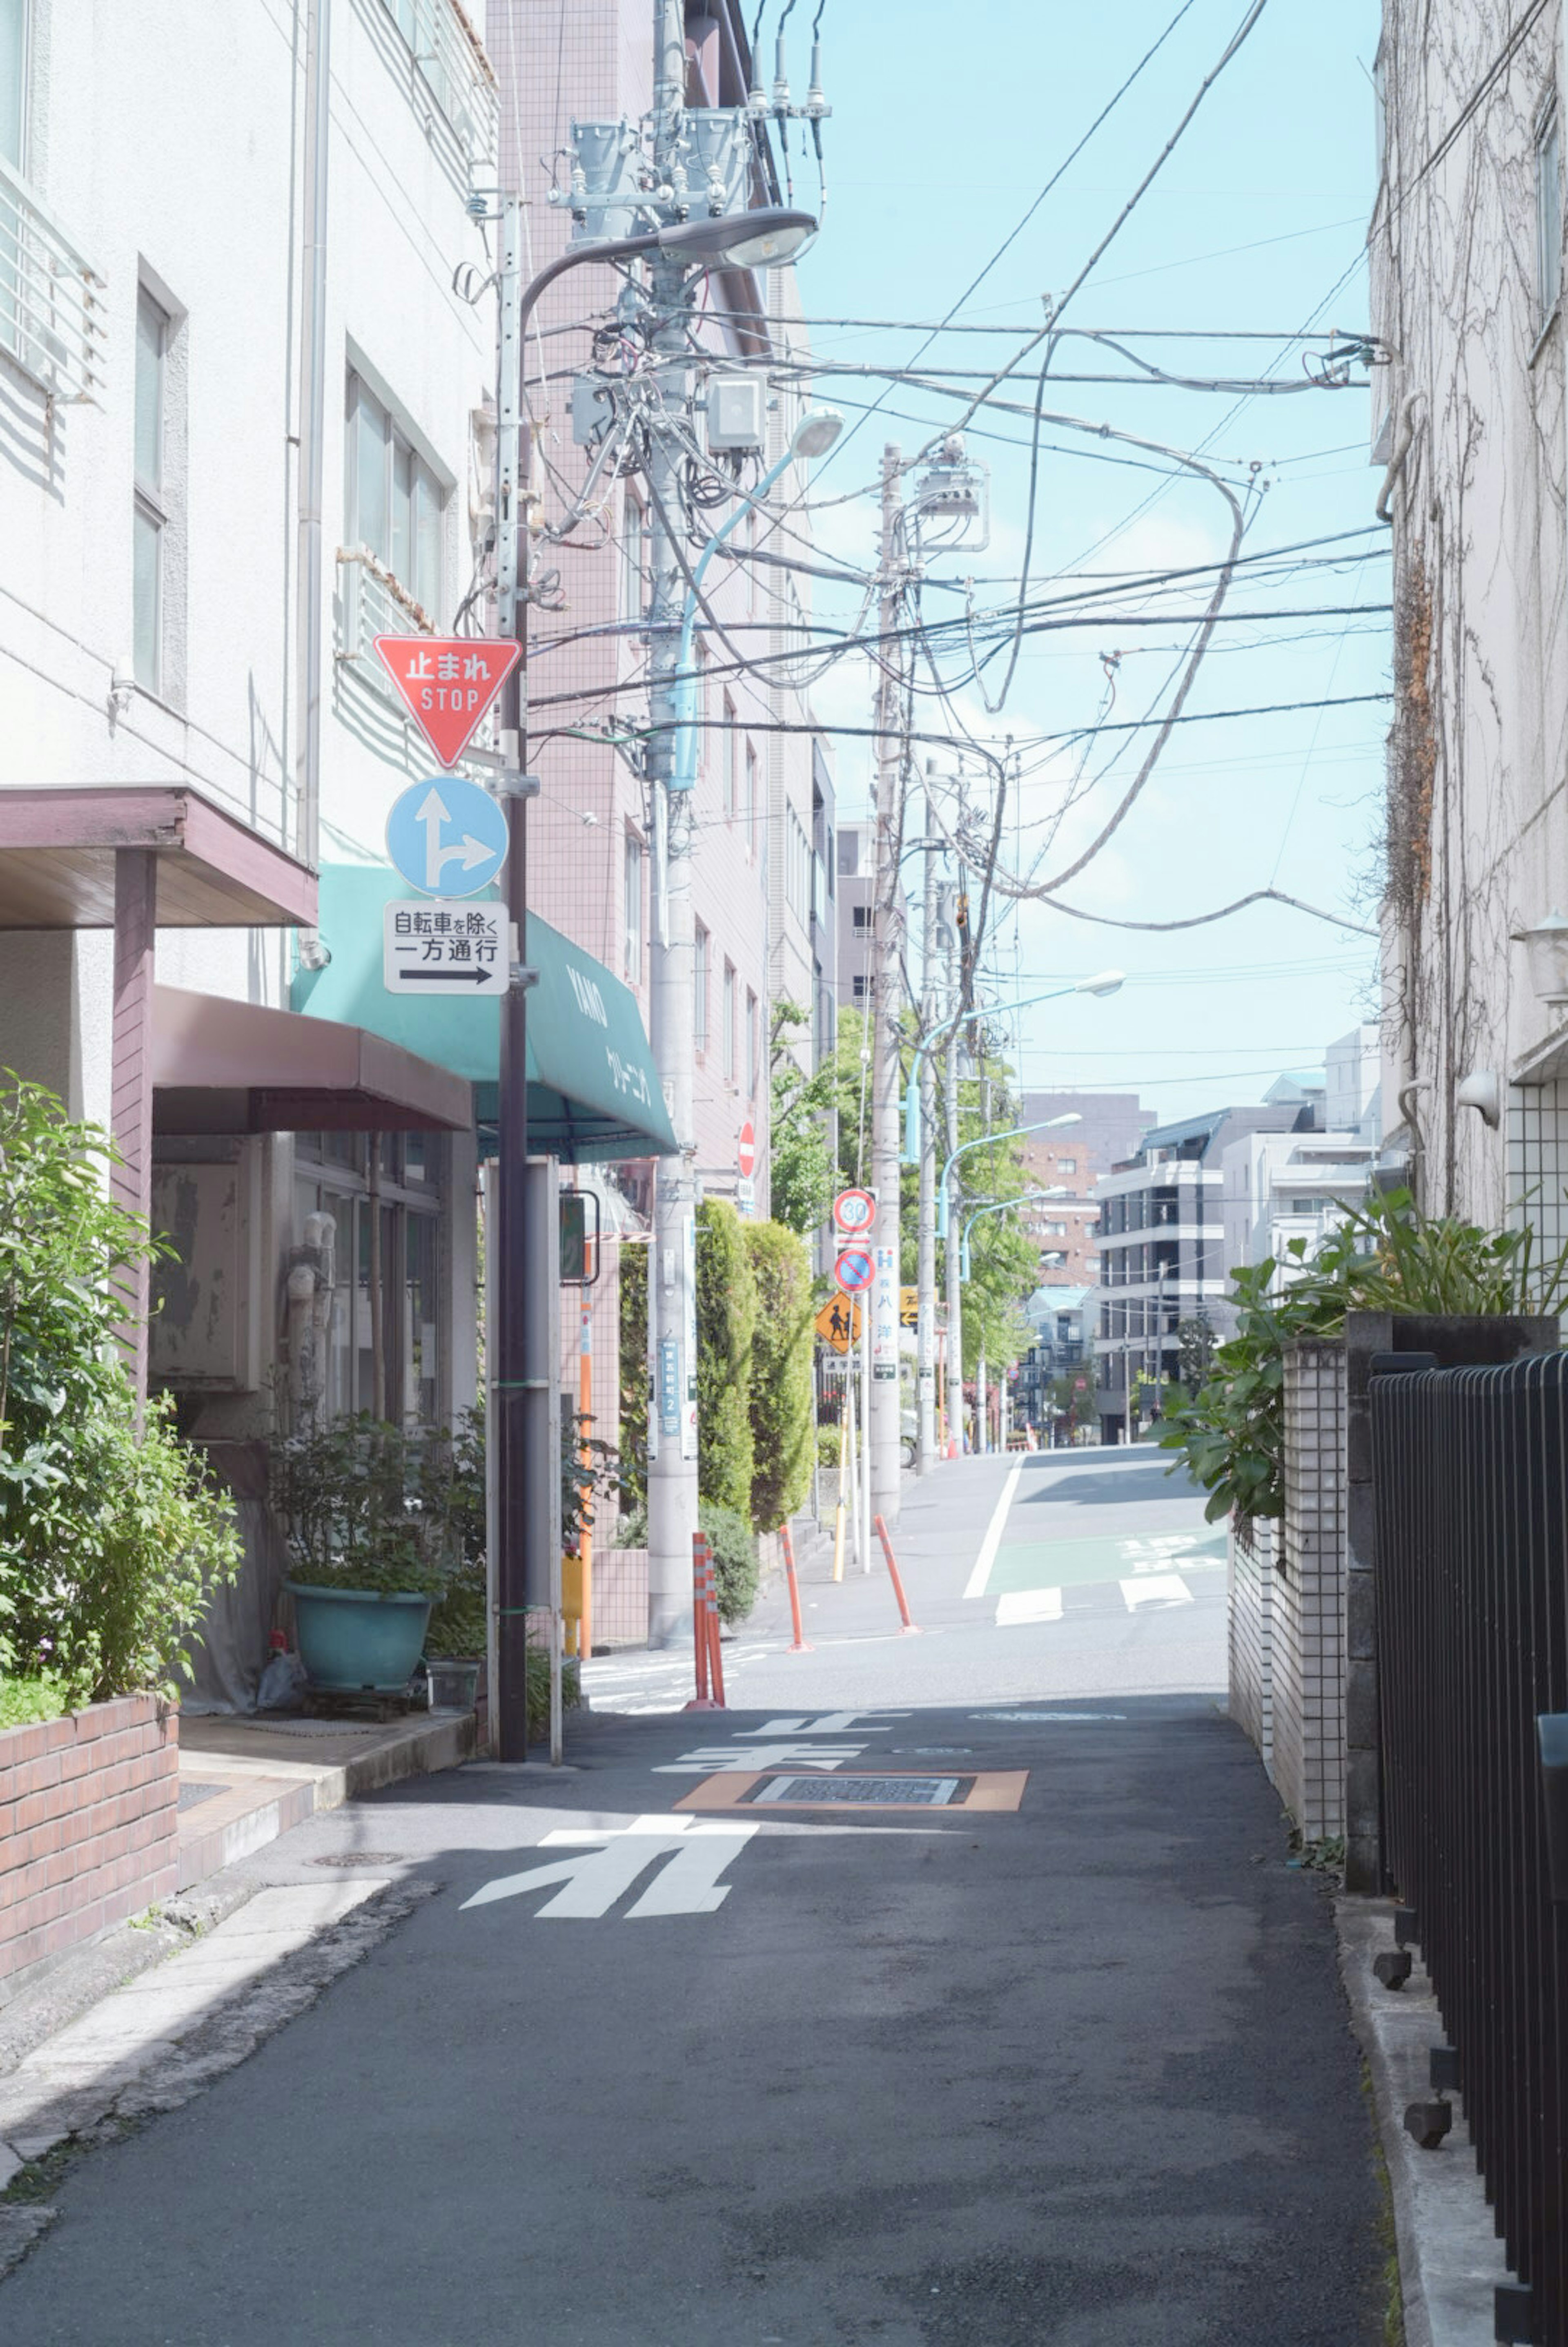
<box><xmin>385</xmin><ymin>776</ymin><xmax>508</xmax><ymax>899</ymax></box>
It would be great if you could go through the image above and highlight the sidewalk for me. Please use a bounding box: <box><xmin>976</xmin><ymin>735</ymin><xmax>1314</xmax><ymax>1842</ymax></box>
<box><xmin>175</xmin><ymin>1708</ymin><xmax>476</xmax><ymax>1887</ymax></box>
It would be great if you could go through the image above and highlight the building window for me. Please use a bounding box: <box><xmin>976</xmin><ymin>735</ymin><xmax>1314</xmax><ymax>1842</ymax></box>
<box><xmin>346</xmin><ymin>371</ymin><xmax>445</xmax><ymax>619</ymax></box>
<box><xmin>722</xmin><ymin>695</ymin><xmax>737</xmax><ymax>816</ymax></box>
<box><xmin>693</xmin><ymin>924</ymin><xmax>710</xmax><ymax>1053</ymax></box>
<box><xmin>852</xmin><ymin>903</ymin><xmax>870</xmax><ymax>930</ymax></box>
<box><xmin>1056</xmin><ymin>1158</ymin><xmax>1077</xmax><ymax>1175</ymax></box>
<box><xmin>623</xmin><ymin>831</ymin><xmax>644</xmax><ymax>986</ymax></box>
<box><xmin>621</xmin><ymin>493</ymin><xmax>644</xmax><ymax>624</ymax></box>
<box><xmin>133</xmin><ymin>286</ymin><xmax>170</xmax><ymax>694</ymax></box>
<box><xmin>786</xmin><ymin>810</ymin><xmax>811</xmax><ymax>927</ymax></box>
<box><xmin>722</xmin><ymin>962</ymin><xmax>737</xmax><ymax>1080</ymax></box>
<box><xmin>851</xmin><ymin>974</ymin><xmax>866</xmax><ymax>1002</ymax></box>
<box><xmin>1</xmin><ymin>0</ymin><xmax>26</xmax><ymax>169</ymax></box>
<box><xmin>1539</xmin><ymin>101</ymin><xmax>1563</xmax><ymax>326</ymax></box>
<box><xmin>745</xmin><ymin>739</ymin><xmax>758</xmax><ymax>852</ymax></box>
<box><xmin>746</xmin><ymin>989</ymin><xmax>758</xmax><ymax>1096</ymax></box>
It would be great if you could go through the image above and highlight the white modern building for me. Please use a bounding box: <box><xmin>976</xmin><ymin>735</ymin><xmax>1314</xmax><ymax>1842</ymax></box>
<box><xmin>0</xmin><ymin>0</ymin><xmax>677</xmax><ymax>1700</ymax></box>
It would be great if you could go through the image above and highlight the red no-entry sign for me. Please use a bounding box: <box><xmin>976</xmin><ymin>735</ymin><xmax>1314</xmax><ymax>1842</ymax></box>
<box><xmin>737</xmin><ymin>1120</ymin><xmax>756</xmax><ymax>1179</ymax></box>
<box><xmin>373</xmin><ymin>635</ymin><xmax>521</xmax><ymax>769</ymax></box>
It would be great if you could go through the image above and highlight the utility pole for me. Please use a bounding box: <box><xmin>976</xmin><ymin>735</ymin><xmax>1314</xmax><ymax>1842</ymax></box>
<box><xmin>646</xmin><ymin>0</ymin><xmax>700</xmax><ymax>1645</ymax></box>
<box><xmin>915</xmin><ymin>771</ymin><xmax>940</xmax><ymax>1473</ymax></box>
<box><xmin>868</xmin><ymin>444</ymin><xmax>906</xmax><ymax>1520</ymax></box>
<box><xmin>942</xmin><ymin>926</ymin><xmax>963</xmax><ymax>1459</ymax></box>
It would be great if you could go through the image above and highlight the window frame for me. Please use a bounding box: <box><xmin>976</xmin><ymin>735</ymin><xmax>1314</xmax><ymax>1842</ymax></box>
<box><xmin>745</xmin><ymin>738</ymin><xmax>758</xmax><ymax>853</ymax></box>
<box><xmin>722</xmin><ymin>695</ymin><xmax>737</xmax><ymax>817</ymax></box>
<box><xmin>1</xmin><ymin>0</ymin><xmax>28</xmax><ymax>173</ymax></box>
<box><xmin>722</xmin><ymin>960</ymin><xmax>737</xmax><ymax>1082</ymax></box>
<box><xmin>133</xmin><ymin>285</ymin><xmax>170</xmax><ymax>696</ymax></box>
<box><xmin>746</xmin><ymin>988</ymin><xmax>758</xmax><ymax>1097</ymax></box>
<box><xmin>693</xmin><ymin>923</ymin><xmax>710</xmax><ymax>1055</ymax></box>
<box><xmin>345</xmin><ymin>369</ymin><xmax>446</xmax><ymax>620</ymax></box>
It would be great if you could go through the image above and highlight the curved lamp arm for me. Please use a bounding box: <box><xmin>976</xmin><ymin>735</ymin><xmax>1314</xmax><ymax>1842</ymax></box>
<box><xmin>938</xmin><ymin>1115</ymin><xmax>1081</xmax><ymax>1240</ymax></box>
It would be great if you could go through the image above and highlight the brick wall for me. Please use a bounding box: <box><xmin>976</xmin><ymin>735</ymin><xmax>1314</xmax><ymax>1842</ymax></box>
<box><xmin>1227</xmin><ymin>1515</ymin><xmax>1274</xmax><ymax>1776</ymax></box>
<box><xmin>1273</xmin><ymin>1342</ymin><xmax>1348</xmax><ymax>1841</ymax></box>
<box><xmin>0</xmin><ymin>1694</ymin><xmax>179</xmax><ymax>1990</ymax></box>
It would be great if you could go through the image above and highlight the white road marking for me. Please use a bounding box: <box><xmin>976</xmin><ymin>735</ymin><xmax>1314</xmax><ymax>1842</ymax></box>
<box><xmin>965</xmin><ymin>1461</ymin><xmax>1024</xmax><ymax>1600</ymax></box>
<box><xmin>735</xmin><ymin>1713</ymin><xmax>909</xmax><ymax>1738</ymax></box>
<box><xmin>994</xmin><ymin>1587</ymin><xmax>1065</xmax><ymax>1627</ymax></box>
<box><xmin>461</xmin><ymin>1816</ymin><xmax>759</xmax><ymax>1919</ymax></box>
<box><xmin>1119</xmin><ymin>1573</ymin><xmax>1194</xmax><ymax>1611</ymax></box>
<box><xmin>652</xmin><ymin>1741</ymin><xmax>866</xmax><ymax>1774</ymax></box>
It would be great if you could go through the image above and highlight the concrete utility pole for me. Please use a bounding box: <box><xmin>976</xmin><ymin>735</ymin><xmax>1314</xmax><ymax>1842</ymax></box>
<box><xmin>646</xmin><ymin>0</ymin><xmax>700</xmax><ymax>1647</ymax></box>
<box><xmin>915</xmin><ymin>774</ymin><xmax>940</xmax><ymax>1473</ymax></box>
<box><xmin>942</xmin><ymin>925</ymin><xmax>964</xmax><ymax>1458</ymax></box>
<box><xmin>868</xmin><ymin>444</ymin><xmax>906</xmax><ymax>1521</ymax></box>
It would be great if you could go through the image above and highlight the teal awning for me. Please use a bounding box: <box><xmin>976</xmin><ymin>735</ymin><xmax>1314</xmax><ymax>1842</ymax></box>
<box><xmin>293</xmin><ymin>865</ymin><xmax>677</xmax><ymax>1163</ymax></box>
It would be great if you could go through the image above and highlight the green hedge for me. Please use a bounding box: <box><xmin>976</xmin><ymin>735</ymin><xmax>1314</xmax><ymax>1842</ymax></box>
<box><xmin>744</xmin><ymin>1220</ymin><xmax>814</xmax><ymax>1533</ymax></box>
<box><xmin>695</xmin><ymin>1200</ymin><xmax>756</xmax><ymax>1517</ymax></box>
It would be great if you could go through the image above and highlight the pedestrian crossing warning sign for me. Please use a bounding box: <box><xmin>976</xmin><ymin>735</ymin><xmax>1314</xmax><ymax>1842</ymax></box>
<box><xmin>815</xmin><ymin>1296</ymin><xmax>862</xmax><ymax>1353</ymax></box>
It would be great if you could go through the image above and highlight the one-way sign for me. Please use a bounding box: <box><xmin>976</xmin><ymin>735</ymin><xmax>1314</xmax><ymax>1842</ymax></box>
<box><xmin>383</xmin><ymin>899</ymin><xmax>508</xmax><ymax>996</ymax></box>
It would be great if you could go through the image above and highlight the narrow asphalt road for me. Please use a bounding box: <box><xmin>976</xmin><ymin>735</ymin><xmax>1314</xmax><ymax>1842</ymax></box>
<box><xmin>0</xmin><ymin>1449</ymin><xmax>1384</xmax><ymax>2345</ymax></box>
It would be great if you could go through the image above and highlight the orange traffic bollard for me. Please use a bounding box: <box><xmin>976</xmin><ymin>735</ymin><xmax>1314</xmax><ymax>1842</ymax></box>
<box><xmin>684</xmin><ymin>1533</ymin><xmax>722</xmax><ymax>1710</ymax></box>
<box><xmin>873</xmin><ymin>1514</ymin><xmax>922</xmax><ymax>1635</ymax></box>
<box><xmin>781</xmin><ymin>1522</ymin><xmax>813</xmax><ymax>1652</ymax></box>
<box><xmin>700</xmin><ymin>1547</ymin><xmax>727</xmax><ymax>1707</ymax></box>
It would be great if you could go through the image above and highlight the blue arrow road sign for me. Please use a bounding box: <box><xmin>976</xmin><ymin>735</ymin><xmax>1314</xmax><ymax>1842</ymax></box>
<box><xmin>385</xmin><ymin>777</ymin><xmax>508</xmax><ymax>899</ymax></box>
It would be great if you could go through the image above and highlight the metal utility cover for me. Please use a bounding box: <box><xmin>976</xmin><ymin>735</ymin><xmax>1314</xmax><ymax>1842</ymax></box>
<box><xmin>706</xmin><ymin>374</ymin><xmax>765</xmax><ymax>452</ymax></box>
<box><xmin>754</xmin><ymin>1775</ymin><xmax>962</xmax><ymax>1806</ymax></box>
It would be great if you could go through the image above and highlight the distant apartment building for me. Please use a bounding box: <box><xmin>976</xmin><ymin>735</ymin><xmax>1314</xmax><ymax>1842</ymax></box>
<box><xmin>1094</xmin><ymin>1101</ymin><xmax>1314</xmax><ymax>1444</ymax></box>
<box><xmin>837</xmin><ymin>822</ymin><xmax>873</xmax><ymax>1012</ymax></box>
<box><xmin>1019</xmin><ymin>1090</ymin><xmax>1153</xmax><ymax>1287</ymax></box>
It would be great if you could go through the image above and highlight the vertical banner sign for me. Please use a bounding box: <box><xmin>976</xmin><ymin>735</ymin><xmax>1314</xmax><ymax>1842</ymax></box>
<box><xmin>646</xmin><ymin>1258</ymin><xmax>661</xmax><ymax>1464</ymax></box>
<box><xmin>872</xmin><ymin>1244</ymin><xmax>898</xmax><ymax>1383</ymax></box>
<box><xmin>681</xmin><ymin>1209</ymin><xmax>699</xmax><ymax>1461</ymax></box>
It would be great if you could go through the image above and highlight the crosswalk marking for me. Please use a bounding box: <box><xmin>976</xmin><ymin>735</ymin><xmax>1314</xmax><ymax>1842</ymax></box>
<box><xmin>1119</xmin><ymin>1573</ymin><xmax>1194</xmax><ymax>1611</ymax></box>
<box><xmin>995</xmin><ymin>1588</ymin><xmax>1065</xmax><ymax>1626</ymax></box>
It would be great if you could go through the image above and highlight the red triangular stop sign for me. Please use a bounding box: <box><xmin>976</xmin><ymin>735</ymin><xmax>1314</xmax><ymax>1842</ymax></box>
<box><xmin>373</xmin><ymin>635</ymin><xmax>522</xmax><ymax>769</ymax></box>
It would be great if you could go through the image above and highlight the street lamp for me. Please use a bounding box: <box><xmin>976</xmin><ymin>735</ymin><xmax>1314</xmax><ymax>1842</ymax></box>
<box><xmin>671</xmin><ymin>406</ymin><xmax>844</xmax><ymax>793</ymax></box>
<box><xmin>902</xmin><ymin>972</ymin><xmax>1123</xmax><ymax>1164</ymax></box>
<box><xmin>959</xmin><ymin>1186</ymin><xmax>1068</xmax><ymax>1280</ymax></box>
<box><xmin>490</xmin><ymin>200</ymin><xmax>817</xmax><ymax>1757</ymax></box>
<box><xmin>937</xmin><ymin>1113</ymin><xmax>1081</xmax><ymax>1239</ymax></box>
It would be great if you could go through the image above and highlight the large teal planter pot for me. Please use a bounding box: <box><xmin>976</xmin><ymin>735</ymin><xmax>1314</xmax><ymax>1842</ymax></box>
<box><xmin>284</xmin><ymin>1580</ymin><xmax>433</xmax><ymax>1693</ymax></box>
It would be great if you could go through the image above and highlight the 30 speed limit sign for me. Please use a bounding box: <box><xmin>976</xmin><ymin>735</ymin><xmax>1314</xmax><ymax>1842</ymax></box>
<box><xmin>833</xmin><ymin>1187</ymin><xmax>876</xmax><ymax>1236</ymax></box>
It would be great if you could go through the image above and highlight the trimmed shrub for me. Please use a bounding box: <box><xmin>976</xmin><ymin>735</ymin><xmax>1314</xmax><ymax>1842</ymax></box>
<box><xmin>695</xmin><ymin>1200</ymin><xmax>756</xmax><ymax>1517</ymax></box>
<box><xmin>700</xmin><ymin>1501</ymin><xmax>760</xmax><ymax>1625</ymax></box>
<box><xmin>617</xmin><ymin>1241</ymin><xmax>648</xmax><ymax>1509</ymax></box>
<box><xmin>744</xmin><ymin>1220</ymin><xmax>815</xmax><ymax>1533</ymax></box>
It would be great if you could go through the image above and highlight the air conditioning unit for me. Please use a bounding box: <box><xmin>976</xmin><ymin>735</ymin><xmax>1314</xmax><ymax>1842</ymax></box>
<box><xmin>706</xmin><ymin>374</ymin><xmax>765</xmax><ymax>454</ymax></box>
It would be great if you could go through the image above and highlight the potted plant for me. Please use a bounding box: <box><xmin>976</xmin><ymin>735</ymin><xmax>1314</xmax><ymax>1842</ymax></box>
<box><xmin>421</xmin><ymin>1406</ymin><xmax>486</xmax><ymax>1710</ymax></box>
<box><xmin>270</xmin><ymin>1415</ymin><xmax>453</xmax><ymax>1694</ymax></box>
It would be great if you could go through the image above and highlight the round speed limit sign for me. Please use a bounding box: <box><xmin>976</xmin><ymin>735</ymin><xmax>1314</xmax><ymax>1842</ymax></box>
<box><xmin>833</xmin><ymin>1187</ymin><xmax>876</xmax><ymax>1236</ymax></box>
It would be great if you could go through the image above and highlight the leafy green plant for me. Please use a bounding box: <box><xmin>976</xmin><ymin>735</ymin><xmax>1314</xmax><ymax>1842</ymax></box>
<box><xmin>617</xmin><ymin>1241</ymin><xmax>648</xmax><ymax>1508</ymax></box>
<box><xmin>0</xmin><ymin>1671</ymin><xmax>69</xmax><ymax>1731</ymax></box>
<box><xmin>769</xmin><ymin>1000</ymin><xmax>837</xmax><ymax>1238</ymax></box>
<box><xmin>744</xmin><ymin>1220</ymin><xmax>814</xmax><ymax>1533</ymax></box>
<box><xmin>0</xmin><ymin>1079</ymin><xmax>241</xmax><ymax>1704</ymax></box>
<box><xmin>526</xmin><ymin>1649</ymin><xmax>581</xmax><ymax>1736</ymax></box>
<box><xmin>1161</xmin><ymin>1188</ymin><xmax>1568</xmax><ymax>1524</ymax></box>
<box><xmin>816</xmin><ymin>1422</ymin><xmax>842</xmax><ymax>1470</ymax></box>
<box><xmin>696</xmin><ymin>1200</ymin><xmax>757</xmax><ymax>1517</ymax></box>
<box><xmin>269</xmin><ymin>1415</ymin><xmax>454</xmax><ymax>1596</ymax></box>
<box><xmin>699</xmin><ymin>1501</ymin><xmax>760</xmax><ymax>1625</ymax></box>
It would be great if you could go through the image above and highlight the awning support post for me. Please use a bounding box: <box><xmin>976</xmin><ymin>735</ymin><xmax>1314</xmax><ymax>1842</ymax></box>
<box><xmin>111</xmin><ymin>847</ymin><xmax>157</xmax><ymax>1401</ymax></box>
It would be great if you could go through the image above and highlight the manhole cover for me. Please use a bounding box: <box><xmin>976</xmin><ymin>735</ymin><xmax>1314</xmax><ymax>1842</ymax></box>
<box><xmin>308</xmin><ymin>1853</ymin><xmax>403</xmax><ymax>1868</ymax></box>
<box><xmin>752</xmin><ymin>1775</ymin><xmax>963</xmax><ymax>1806</ymax></box>
<box><xmin>176</xmin><ymin>1782</ymin><xmax>225</xmax><ymax>1812</ymax></box>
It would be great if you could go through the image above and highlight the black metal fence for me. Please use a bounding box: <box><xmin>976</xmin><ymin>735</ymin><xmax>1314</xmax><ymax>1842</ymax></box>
<box><xmin>1371</xmin><ymin>1351</ymin><xmax>1568</xmax><ymax>2345</ymax></box>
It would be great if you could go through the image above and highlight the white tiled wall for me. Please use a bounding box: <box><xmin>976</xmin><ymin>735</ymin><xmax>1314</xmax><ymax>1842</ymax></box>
<box><xmin>1506</xmin><ymin>1080</ymin><xmax>1568</xmax><ymax>1254</ymax></box>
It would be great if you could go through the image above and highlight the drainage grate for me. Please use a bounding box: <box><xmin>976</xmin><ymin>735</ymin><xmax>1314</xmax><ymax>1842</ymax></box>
<box><xmin>309</xmin><ymin>1853</ymin><xmax>403</xmax><ymax>1868</ymax></box>
<box><xmin>753</xmin><ymin>1774</ymin><xmax>963</xmax><ymax>1806</ymax></box>
<box><xmin>177</xmin><ymin>1781</ymin><xmax>227</xmax><ymax>1812</ymax></box>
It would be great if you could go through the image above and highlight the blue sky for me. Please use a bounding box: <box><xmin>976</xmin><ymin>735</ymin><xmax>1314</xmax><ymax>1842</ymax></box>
<box><xmin>778</xmin><ymin>0</ymin><xmax>1385</xmax><ymax>1120</ymax></box>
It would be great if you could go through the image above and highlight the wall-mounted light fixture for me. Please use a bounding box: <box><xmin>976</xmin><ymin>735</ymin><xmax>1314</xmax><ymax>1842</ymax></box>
<box><xmin>1514</xmin><ymin>909</ymin><xmax>1568</xmax><ymax>1006</ymax></box>
<box><xmin>1455</xmin><ymin>1068</ymin><xmax>1501</xmax><ymax>1129</ymax></box>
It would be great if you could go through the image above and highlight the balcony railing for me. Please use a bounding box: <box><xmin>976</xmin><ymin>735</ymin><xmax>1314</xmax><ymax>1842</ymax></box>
<box><xmin>381</xmin><ymin>0</ymin><xmax>499</xmax><ymax>167</ymax></box>
<box><xmin>336</xmin><ymin>546</ymin><xmax>435</xmax><ymax>701</ymax></box>
<box><xmin>0</xmin><ymin>152</ymin><xmax>106</xmax><ymax>405</ymax></box>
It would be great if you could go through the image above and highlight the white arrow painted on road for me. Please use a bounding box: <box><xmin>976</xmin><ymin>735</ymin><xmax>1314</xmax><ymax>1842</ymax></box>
<box><xmin>460</xmin><ymin>1816</ymin><xmax>759</xmax><ymax>1919</ymax></box>
<box><xmin>652</xmin><ymin>1742</ymin><xmax>866</xmax><ymax>1775</ymax></box>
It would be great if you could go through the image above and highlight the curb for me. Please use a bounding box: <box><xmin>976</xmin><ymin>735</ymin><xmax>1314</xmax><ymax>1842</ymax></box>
<box><xmin>1338</xmin><ymin>1896</ymin><xmax>1514</xmax><ymax>2347</ymax></box>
